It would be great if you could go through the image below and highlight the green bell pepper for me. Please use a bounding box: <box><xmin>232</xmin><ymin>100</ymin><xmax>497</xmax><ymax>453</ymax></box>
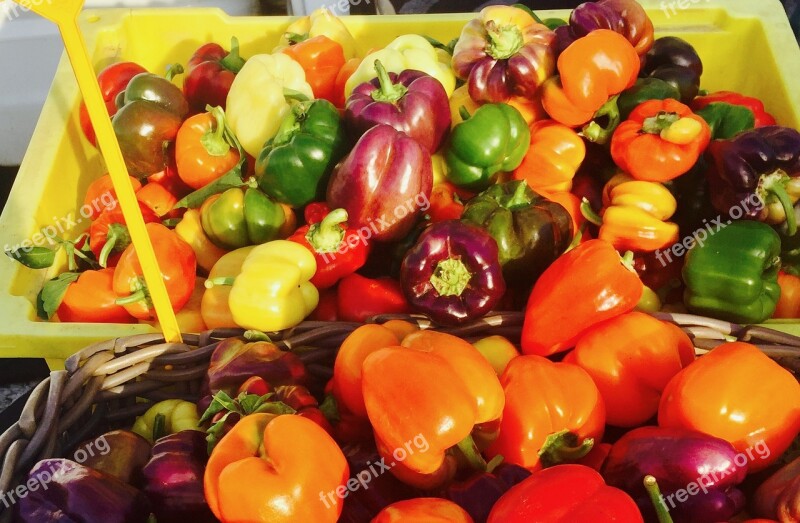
<box><xmin>682</xmin><ymin>220</ymin><xmax>781</xmax><ymax>324</ymax></box>
<box><xmin>445</xmin><ymin>103</ymin><xmax>530</xmax><ymax>192</ymax></box>
<box><xmin>617</xmin><ymin>78</ymin><xmax>681</xmax><ymax>121</ymax></box>
<box><xmin>461</xmin><ymin>180</ymin><xmax>573</xmax><ymax>289</ymax></box>
<box><xmin>255</xmin><ymin>99</ymin><xmax>347</xmax><ymax>208</ymax></box>
<box><xmin>200</xmin><ymin>187</ymin><xmax>285</xmax><ymax>250</ymax></box>
<box><xmin>695</xmin><ymin>102</ymin><xmax>755</xmax><ymax>140</ymax></box>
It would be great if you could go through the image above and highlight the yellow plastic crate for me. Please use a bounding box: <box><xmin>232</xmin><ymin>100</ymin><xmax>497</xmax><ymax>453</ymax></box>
<box><xmin>1</xmin><ymin>0</ymin><xmax>799</xmax><ymax>369</ymax></box>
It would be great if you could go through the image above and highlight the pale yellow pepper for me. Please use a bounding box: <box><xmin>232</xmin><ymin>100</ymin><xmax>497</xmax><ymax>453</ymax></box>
<box><xmin>277</xmin><ymin>8</ymin><xmax>358</xmax><ymax>60</ymax></box>
<box><xmin>174</xmin><ymin>209</ymin><xmax>227</xmax><ymax>274</ymax></box>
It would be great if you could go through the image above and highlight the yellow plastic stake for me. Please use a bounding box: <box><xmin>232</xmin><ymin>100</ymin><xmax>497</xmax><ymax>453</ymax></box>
<box><xmin>14</xmin><ymin>0</ymin><xmax>183</xmax><ymax>343</ymax></box>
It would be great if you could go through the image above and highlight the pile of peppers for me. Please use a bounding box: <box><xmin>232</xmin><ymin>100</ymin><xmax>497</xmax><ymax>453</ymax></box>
<box><xmin>9</xmin><ymin>3</ymin><xmax>800</xmax><ymax>522</ymax></box>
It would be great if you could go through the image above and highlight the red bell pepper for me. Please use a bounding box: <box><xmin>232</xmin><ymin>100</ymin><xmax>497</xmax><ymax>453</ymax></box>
<box><xmin>83</xmin><ymin>173</ymin><xmax>142</xmax><ymax>221</ymax></box>
<box><xmin>691</xmin><ymin>90</ymin><xmax>777</xmax><ymax>128</ymax></box>
<box><xmin>183</xmin><ymin>37</ymin><xmax>246</xmax><ymax>113</ymax></box>
<box><xmin>282</xmin><ymin>35</ymin><xmax>346</xmax><ymax>104</ymax></box>
<box><xmin>336</xmin><ymin>273</ymin><xmax>411</xmax><ymax>322</ymax></box>
<box><xmin>310</xmin><ymin>287</ymin><xmax>339</xmax><ymax>321</ymax></box>
<box><xmin>428</xmin><ymin>183</ymin><xmax>466</xmax><ymax>223</ymax></box>
<box><xmin>80</xmin><ymin>61</ymin><xmax>147</xmax><ymax>147</ymax></box>
<box><xmin>136</xmin><ymin>181</ymin><xmax>181</xmax><ymax>220</ymax></box>
<box><xmin>487</xmin><ymin>464</ymin><xmax>643</xmax><ymax>523</ymax></box>
<box><xmin>288</xmin><ymin>204</ymin><xmax>371</xmax><ymax>289</ymax></box>
<box><xmin>89</xmin><ymin>200</ymin><xmax>160</xmax><ymax>268</ymax></box>
<box><xmin>55</xmin><ymin>269</ymin><xmax>136</xmax><ymax>323</ymax></box>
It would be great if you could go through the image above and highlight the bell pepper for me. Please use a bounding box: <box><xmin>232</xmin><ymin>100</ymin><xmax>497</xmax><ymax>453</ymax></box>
<box><xmin>603</xmin><ymin>426</ymin><xmax>748</xmax><ymax>523</ymax></box>
<box><xmin>333</xmin><ymin>56</ymin><xmax>361</xmax><ymax>109</ymax></box>
<box><xmin>486</xmin><ymin>355</ymin><xmax>605</xmax><ymax>471</ymax></box>
<box><xmin>542</xmin><ymin>190</ymin><xmax>592</xmax><ymax>244</ymax></box>
<box><xmin>83</xmin><ymin>173</ymin><xmax>142</xmax><ymax>221</ymax></box>
<box><xmin>204</xmin><ymin>413</ymin><xmax>349</xmax><ymax>523</ymax></box>
<box><xmin>112</xmin><ymin>222</ymin><xmax>197</xmax><ymax>320</ymax></box>
<box><xmin>200</xmin><ymin>187</ymin><xmax>286</xmax><ymax>250</ymax></box>
<box><xmin>74</xmin><ymin>429</ymin><xmax>151</xmax><ymax>486</ymax></box>
<box><xmin>175</xmin><ymin>106</ymin><xmax>242</xmax><ymax>190</ymax></box>
<box><xmin>448</xmin><ymin>83</ymin><xmax>546</xmax><ymax>127</ymax></box>
<box><xmin>136</xmin><ymin>181</ymin><xmax>180</xmax><ymax>220</ymax></box>
<box><xmin>472</xmin><ymin>335</ymin><xmax>520</xmax><ymax>376</ymax></box>
<box><xmin>372</xmin><ymin>498</ymin><xmax>474</xmax><ymax>523</ymax></box>
<box><xmin>541</xmin><ymin>29</ymin><xmax>640</xmax><ymax>127</ymax></box>
<box><xmin>451</xmin><ymin>5</ymin><xmax>555</xmax><ymax>103</ymax></box>
<box><xmin>753</xmin><ymin>456</ymin><xmax>800</xmax><ymax>522</ymax></box>
<box><xmin>641</xmin><ymin>36</ymin><xmax>703</xmax><ymax>103</ymax></box>
<box><xmin>336</xmin><ymin>273</ymin><xmax>411</xmax><ymax>322</ymax></box>
<box><xmin>512</xmin><ymin>119</ymin><xmax>585</xmax><ymax>194</ymax></box>
<box><xmin>256</xmin><ymin>98</ymin><xmax>347</xmax><ymax>208</ymax></box>
<box><xmin>89</xmin><ymin>201</ymin><xmax>160</xmax><ymax>268</ymax></box>
<box><xmin>79</xmin><ymin>61</ymin><xmax>147</xmax><ymax>147</ymax></box>
<box><xmin>553</xmin><ymin>0</ymin><xmax>654</xmax><ymax>58</ymax></box>
<box><xmin>131</xmin><ymin>399</ymin><xmax>200</xmax><ymax>443</ymax></box>
<box><xmin>288</xmin><ymin>206</ymin><xmax>370</xmax><ymax>289</ymax></box>
<box><xmin>611</xmin><ymin>98</ymin><xmax>711</xmax><ymax>182</ymax></box>
<box><xmin>148</xmin><ymin>143</ymin><xmax>194</xmax><ymax>199</ymax></box>
<box><xmin>462</xmin><ymin>181</ymin><xmax>573</xmax><ymax>290</ymax></box>
<box><xmin>445</xmin><ymin>463</ymin><xmax>531</xmax><ymax>523</ymax></box>
<box><xmin>774</xmin><ymin>271</ymin><xmax>800</xmax><ymax>318</ymax></box>
<box><xmin>346</xmin><ymin>61</ymin><xmax>451</xmax><ymax>153</ymax></box>
<box><xmin>113</xmin><ymin>99</ymin><xmax>184</xmax><ymax>178</ymax></box>
<box><xmin>706</xmin><ymin>126</ymin><xmax>800</xmax><ymax>236</ymax></box>
<box><xmin>487</xmin><ymin>464</ymin><xmax>643</xmax><ymax>523</ymax></box>
<box><xmin>617</xmin><ymin>77</ymin><xmax>681</xmax><ymax>120</ymax></box>
<box><xmin>278</xmin><ymin>7</ymin><xmax>357</xmax><ymax>60</ymax></box>
<box><xmin>659</xmin><ymin>341</ymin><xmax>800</xmax><ymax>472</ymax></box>
<box><xmin>123</xmin><ymin>68</ymin><xmax>189</xmax><ymax>118</ymax></box>
<box><xmin>345</xmin><ymin>35</ymin><xmax>456</xmax><ymax>98</ymax></box>
<box><xmin>184</xmin><ymin>37</ymin><xmax>246</xmax><ymax>112</ymax></box>
<box><xmin>226</xmin><ymin>53</ymin><xmax>314</xmax><ymax>157</ymax></box>
<box><xmin>327</xmin><ymin>124</ymin><xmax>433</xmax><ymax>242</ymax></box>
<box><xmin>429</xmin><ymin>182</ymin><xmax>466</xmax><ymax>223</ymax></box>
<box><xmin>445</xmin><ymin>103</ymin><xmax>530</xmax><ymax>192</ymax></box>
<box><xmin>150</xmin><ymin>276</ymin><xmax>208</xmax><ymax>334</ymax></box>
<box><xmin>563</xmin><ymin>311</ymin><xmax>694</xmax><ymax>427</ymax></box>
<box><xmin>50</xmin><ymin>268</ymin><xmax>135</xmax><ymax>323</ymax></box>
<box><xmin>174</xmin><ymin>209</ymin><xmax>228</xmax><ymax>274</ymax></box>
<box><xmin>682</xmin><ymin>220</ymin><xmax>781</xmax><ymax>323</ymax></box>
<box><xmin>282</xmin><ymin>35</ymin><xmax>346</xmax><ymax>104</ymax></box>
<box><xmin>400</xmin><ymin>220</ymin><xmax>506</xmax><ymax>326</ymax></box>
<box><xmin>224</xmin><ymin>240</ymin><xmax>318</xmax><ymax>331</ymax></box>
<box><xmin>521</xmin><ymin>239</ymin><xmax>643</xmax><ymax>356</ymax></box>
<box><xmin>692</xmin><ymin>90</ymin><xmax>777</xmax><ymax>128</ymax></box>
<box><xmin>695</xmin><ymin>102</ymin><xmax>755</xmax><ymax>140</ymax></box>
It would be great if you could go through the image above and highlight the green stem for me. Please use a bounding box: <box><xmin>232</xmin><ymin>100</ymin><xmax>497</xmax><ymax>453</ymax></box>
<box><xmin>580</xmin><ymin>197</ymin><xmax>603</xmax><ymax>226</ymax></box>
<box><xmin>430</xmin><ymin>257</ymin><xmax>472</xmax><ymax>297</ymax></box>
<box><xmin>620</xmin><ymin>251</ymin><xmax>636</xmax><ymax>272</ymax></box>
<box><xmin>115</xmin><ymin>289</ymin><xmax>148</xmax><ymax>306</ymax></box>
<box><xmin>205</xmin><ymin>277</ymin><xmax>236</xmax><ymax>289</ymax></box>
<box><xmin>285</xmin><ymin>31</ymin><xmax>309</xmax><ymax>45</ymax></box>
<box><xmin>152</xmin><ymin>413</ymin><xmax>167</xmax><ymax>442</ymax></box>
<box><xmin>166</xmin><ymin>63</ymin><xmax>184</xmax><ymax>82</ymax></box>
<box><xmin>485</xmin><ymin>20</ymin><xmax>524</xmax><ymax>60</ymax></box>
<box><xmin>642</xmin><ymin>111</ymin><xmax>680</xmax><ymax>134</ymax></box>
<box><xmin>272</xmin><ymin>107</ymin><xmax>303</xmax><ymax>147</ymax></box>
<box><xmin>219</xmin><ymin>37</ymin><xmax>246</xmax><ymax>73</ymax></box>
<box><xmin>98</xmin><ymin>234</ymin><xmax>117</xmax><ymax>269</ymax></box>
<box><xmin>456</xmin><ymin>434</ymin><xmax>490</xmax><ymax>472</ymax></box>
<box><xmin>306</xmin><ymin>209</ymin><xmax>348</xmax><ymax>254</ymax></box>
<box><xmin>371</xmin><ymin>60</ymin><xmax>408</xmax><ymax>104</ymax></box>
<box><xmin>283</xmin><ymin>88</ymin><xmax>310</xmax><ymax>103</ymax></box>
<box><xmin>503</xmin><ymin>181</ymin><xmax>531</xmax><ymax>210</ymax></box>
<box><xmin>201</xmin><ymin>106</ymin><xmax>233</xmax><ymax>156</ymax></box>
<box><xmin>485</xmin><ymin>454</ymin><xmax>504</xmax><ymax>474</ymax></box>
<box><xmin>459</xmin><ymin>106</ymin><xmax>472</xmax><ymax>122</ymax></box>
<box><xmin>761</xmin><ymin>172</ymin><xmax>797</xmax><ymax>236</ymax></box>
<box><xmin>244</xmin><ymin>330</ymin><xmax>272</xmax><ymax>342</ymax></box>
<box><xmin>538</xmin><ymin>429</ymin><xmax>594</xmax><ymax>468</ymax></box>
<box><xmin>644</xmin><ymin>475</ymin><xmax>675</xmax><ymax>523</ymax></box>
<box><xmin>582</xmin><ymin>95</ymin><xmax>621</xmax><ymax>145</ymax></box>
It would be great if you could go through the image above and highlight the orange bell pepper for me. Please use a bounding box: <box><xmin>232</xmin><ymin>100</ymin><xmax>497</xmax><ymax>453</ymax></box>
<box><xmin>333</xmin><ymin>57</ymin><xmax>362</xmax><ymax>109</ymax></box>
<box><xmin>136</xmin><ymin>181</ymin><xmax>181</xmax><ymax>220</ymax></box>
<box><xmin>373</xmin><ymin>498</ymin><xmax>474</xmax><ymax>523</ymax></box>
<box><xmin>512</xmin><ymin>120</ymin><xmax>585</xmax><ymax>193</ymax></box>
<box><xmin>563</xmin><ymin>312</ymin><xmax>695</xmax><ymax>427</ymax></box>
<box><xmin>56</xmin><ymin>268</ymin><xmax>135</xmax><ymax>323</ymax></box>
<box><xmin>204</xmin><ymin>413</ymin><xmax>349</xmax><ymax>522</ymax></box>
<box><xmin>611</xmin><ymin>98</ymin><xmax>711</xmax><ymax>182</ymax></box>
<box><xmin>658</xmin><ymin>341</ymin><xmax>800</xmax><ymax>472</ymax></box>
<box><xmin>539</xmin><ymin>190</ymin><xmax>592</xmax><ymax>244</ymax></box>
<box><xmin>83</xmin><ymin>173</ymin><xmax>142</xmax><ymax>221</ymax></box>
<box><xmin>542</xmin><ymin>30</ymin><xmax>640</xmax><ymax>127</ymax></box>
<box><xmin>521</xmin><ymin>239</ymin><xmax>643</xmax><ymax>356</ymax></box>
<box><xmin>282</xmin><ymin>35</ymin><xmax>346</xmax><ymax>104</ymax></box>
<box><xmin>486</xmin><ymin>355</ymin><xmax>606</xmax><ymax>471</ymax></box>
<box><xmin>175</xmin><ymin>108</ymin><xmax>241</xmax><ymax>190</ymax></box>
<box><xmin>774</xmin><ymin>271</ymin><xmax>800</xmax><ymax>318</ymax></box>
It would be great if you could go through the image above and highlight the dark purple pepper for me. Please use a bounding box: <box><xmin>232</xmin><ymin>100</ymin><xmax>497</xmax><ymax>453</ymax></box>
<box><xmin>345</xmin><ymin>61</ymin><xmax>451</xmax><ymax>153</ymax></box>
<box><xmin>400</xmin><ymin>220</ymin><xmax>505</xmax><ymax>325</ymax></box>
<box><xmin>641</xmin><ymin>36</ymin><xmax>703</xmax><ymax>103</ymax></box>
<box><xmin>445</xmin><ymin>463</ymin><xmax>532</xmax><ymax>523</ymax></box>
<box><xmin>554</xmin><ymin>2</ymin><xmax>624</xmax><ymax>54</ymax></box>
<box><xmin>142</xmin><ymin>430</ymin><xmax>217</xmax><ymax>523</ymax></box>
<box><xmin>602</xmin><ymin>426</ymin><xmax>748</xmax><ymax>523</ymax></box>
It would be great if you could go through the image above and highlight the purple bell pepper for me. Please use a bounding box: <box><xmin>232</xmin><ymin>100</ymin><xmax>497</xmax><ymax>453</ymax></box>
<box><xmin>444</xmin><ymin>463</ymin><xmax>532</xmax><ymax>523</ymax></box>
<box><xmin>400</xmin><ymin>220</ymin><xmax>505</xmax><ymax>325</ymax></box>
<box><xmin>602</xmin><ymin>426</ymin><xmax>748</xmax><ymax>523</ymax></box>
<box><xmin>345</xmin><ymin>60</ymin><xmax>451</xmax><ymax>153</ymax></box>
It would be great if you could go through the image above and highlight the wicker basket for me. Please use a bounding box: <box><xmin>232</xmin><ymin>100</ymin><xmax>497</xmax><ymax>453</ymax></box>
<box><xmin>0</xmin><ymin>312</ymin><xmax>798</xmax><ymax>521</ymax></box>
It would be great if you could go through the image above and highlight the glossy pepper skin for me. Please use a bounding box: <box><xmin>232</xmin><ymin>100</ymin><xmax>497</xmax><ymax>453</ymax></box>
<box><xmin>774</xmin><ymin>271</ymin><xmax>800</xmax><ymax>318</ymax></box>
<box><xmin>184</xmin><ymin>38</ymin><xmax>245</xmax><ymax>112</ymax></box>
<box><xmin>617</xmin><ymin>77</ymin><xmax>681</xmax><ymax>120</ymax></box>
<box><xmin>113</xmin><ymin>100</ymin><xmax>184</xmax><ymax>178</ymax></box>
<box><xmin>282</xmin><ymin>35</ymin><xmax>346</xmax><ymax>103</ymax></box>
<box><xmin>462</xmin><ymin>180</ymin><xmax>573</xmax><ymax>290</ymax></box>
<box><xmin>277</xmin><ymin>7</ymin><xmax>357</xmax><ymax>60</ymax></box>
<box><xmin>327</xmin><ymin>124</ymin><xmax>433</xmax><ymax>242</ymax></box>
<box><xmin>512</xmin><ymin>119</ymin><xmax>586</xmax><ymax>194</ymax></box>
<box><xmin>542</xmin><ymin>29</ymin><xmax>640</xmax><ymax>127</ymax></box>
<box><xmin>200</xmin><ymin>247</ymin><xmax>253</xmax><ymax>329</ymax></box>
<box><xmin>611</xmin><ymin>98</ymin><xmax>711</xmax><ymax>182</ymax></box>
<box><xmin>89</xmin><ymin>201</ymin><xmax>160</xmax><ymax>268</ymax></box>
<box><xmin>706</xmin><ymin>126</ymin><xmax>800</xmax><ymax>235</ymax></box>
<box><xmin>401</xmin><ymin>220</ymin><xmax>506</xmax><ymax>326</ymax></box>
<box><xmin>682</xmin><ymin>220</ymin><xmax>781</xmax><ymax>324</ymax></box>
<box><xmin>372</xmin><ymin>498</ymin><xmax>475</xmax><ymax>523</ymax></box>
<box><xmin>451</xmin><ymin>5</ymin><xmax>556</xmax><ymax>103</ymax></box>
<box><xmin>337</xmin><ymin>273</ymin><xmax>411</xmax><ymax>322</ymax></box>
<box><xmin>486</xmin><ymin>355</ymin><xmax>605</xmax><ymax>472</ymax></box>
<box><xmin>521</xmin><ymin>239</ymin><xmax>643</xmax><ymax>356</ymax></box>
<box><xmin>564</xmin><ymin>312</ymin><xmax>694</xmax><ymax>427</ymax></box>
<box><xmin>603</xmin><ymin>426</ymin><xmax>748</xmax><ymax>523</ymax></box>
<box><xmin>204</xmin><ymin>413</ymin><xmax>349</xmax><ymax>523</ymax></box>
<box><xmin>200</xmin><ymin>187</ymin><xmax>285</xmax><ymax>250</ymax></box>
<box><xmin>553</xmin><ymin>0</ymin><xmax>654</xmax><ymax>58</ymax></box>
<box><xmin>659</xmin><ymin>341</ymin><xmax>800</xmax><ymax>473</ymax></box>
<box><xmin>56</xmin><ymin>269</ymin><xmax>135</xmax><ymax>323</ymax></box>
<box><xmin>174</xmin><ymin>209</ymin><xmax>227</xmax><ymax>274</ymax></box>
<box><xmin>444</xmin><ymin>464</ymin><xmax>531</xmax><ymax>523</ymax></box>
<box><xmin>79</xmin><ymin>61</ymin><xmax>147</xmax><ymax>147</ymax></box>
<box><xmin>692</xmin><ymin>90</ymin><xmax>777</xmax><ymax>128</ymax></box>
<box><xmin>487</xmin><ymin>464</ymin><xmax>643</xmax><ymax>523</ymax></box>
<box><xmin>346</xmin><ymin>62</ymin><xmax>451</xmax><ymax>153</ymax></box>
<box><xmin>175</xmin><ymin>107</ymin><xmax>242</xmax><ymax>190</ymax></box>
<box><xmin>753</xmin><ymin>456</ymin><xmax>800</xmax><ymax>522</ymax></box>
<box><xmin>445</xmin><ymin>103</ymin><xmax>530</xmax><ymax>192</ymax></box>
<box><xmin>694</xmin><ymin>102</ymin><xmax>756</xmax><ymax>140</ymax></box>
<box><xmin>640</xmin><ymin>36</ymin><xmax>703</xmax><ymax>103</ymax></box>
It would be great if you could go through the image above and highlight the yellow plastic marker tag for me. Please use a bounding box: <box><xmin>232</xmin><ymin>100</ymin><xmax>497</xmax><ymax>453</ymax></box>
<box><xmin>14</xmin><ymin>0</ymin><xmax>183</xmax><ymax>343</ymax></box>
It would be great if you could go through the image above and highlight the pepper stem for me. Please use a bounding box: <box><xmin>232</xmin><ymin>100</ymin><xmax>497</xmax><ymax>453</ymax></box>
<box><xmin>98</xmin><ymin>223</ymin><xmax>131</xmax><ymax>268</ymax></box>
<box><xmin>285</xmin><ymin>31</ymin><xmax>309</xmax><ymax>45</ymax></box>
<box><xmin>201</xmin><ymin>106</ymin><xmax>233</xmax><ymax>157</ymax></box>
<box><xmin>459</xmin><ymin>106</ymin><xmax>472</xmax><ymax>122</ymax></box>
<box><xmin>115</xmin><ymin>288</ymin><xmax>148</xmax><ymax>305</ymax></box>
<box><xmin>503</xmin><ymin>181</ymin><xmax>532</xmax><ymax>210</ymax></box>
<box><xmin>152</xmin><ymin>413</ymin><xmax>167</xmax><ymax>442</ymax></box>
<box><xmin>641</xmin><ymin>111</ymin><xmax>681</xmax><ymax>134</ymax></box>
<box><xmin>538</xmin><ymin>429</ymin><xmax>594</xmax><ymax>468</ymax></box>
<box><xmin>165</xmin><ymin>63</ymin><xmax>184</xmax><ymax>82</ymax></box>
<box><xmin>485</xmin><ymin>20</ymin><xmax>524</xmax><ymax>60</ymax></box>
<box><xmin>580</xmin><ymin>198</ymin><xmax>603</xmax><ymax>226</ymax></box>
<box><xmin>205</xmin><ymin>277</ymin><xmax>236</xmax><ymax>289</ymax></box>
<box><xmin>220</xmin><ymin>37</ymin><xmax>246</xmax><ymax>73</ymax></box>
<box><xmin>306</xmin><ymin>209</ymin><xmax>348</xmax><ymax>254</ymax></box>
<box><xmin>283</xmin><ymin>88</ymin><xmax>311</xmax><ymax>103</ymax></box>
<box><xmin>430</xmin><ymin>257</ymin><xmax>472</xmax><ymax>297</ymax></box>
<box><xmin>272</xmin><ymin>107</ymin><xmax>302</xmax><ymax>147</ymax></box>
<box><xmin>582</xmin><ymin>95</ymin><xmax>621</xmax><ymax>145</ymax></box>
<box><xmin>371</xmin><ymin>60</ymin><xmax>408</xmax><ymax>104</ymax></box>
<box><xmin>644</xmin><ymin>475</ymin><xmax>675</xmax><ymax>523</ymax></box>
<box><xmin>620</xmin><ymin>251</ymin><xmax>637</xmax><ymax>273</ymax></box>
<box><xmin>759</xmin><ymin>170</ymin><xmax>797</xmax><ymax>236</ymax></box>
<box><xmin>456</xmin><ymin>434</ymin><xmax>491</xmax><ymax>472</ymax></box>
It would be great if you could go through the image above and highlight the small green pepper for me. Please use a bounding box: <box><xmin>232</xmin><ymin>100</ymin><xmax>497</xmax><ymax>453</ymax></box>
<box><xmin>445</xmin><ymin>103</ymin><xmax>530</xmax><ymax>192</ymax></box>
<box><xmin>683</xmin><ymin>220</ymin><xmax>781</xmax><ymax>323</ymax></box>
<box><xmin>694</xmin><ymin>102</ymin><xmax>755</xmax><ymax>140</ymax></box>
<box><xmin>200</xmin><ymin>187</ymin><xmax>285</xmax><ymax>250</ymax></box>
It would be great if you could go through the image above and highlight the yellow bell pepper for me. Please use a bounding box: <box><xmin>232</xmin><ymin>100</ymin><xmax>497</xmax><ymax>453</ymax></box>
<box><xmin>175</xmin><ymin>209</ymin><xmax>228</xmax><ymax>274</ymax></box>
<box><xmin>201</xmin><ymin>246</ymin><xmax>255</xmax><ymax>329</ymax></box>
<box><xmin>150</xmin><ymin>277</ymin><xmax>208</xmax><ymax>333</ymax></box>
<box><xmin>278</xmin><ymin>8</ymin><xmax>358</xmax><ymax>60</ymax></box>
<box><xmin>226</xmin><ymin>54</ymin><xmax>314</xmax><ymax>157</ymax></box>
<box><xmin>229</xmin><ymin>240</ymin><xmax>319</xmax><ymax>332</ymax></box>
<box><xmin>344</xmin><ymin>35</ymin><xmax>456</xmax><ymax>98</ymax></box>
